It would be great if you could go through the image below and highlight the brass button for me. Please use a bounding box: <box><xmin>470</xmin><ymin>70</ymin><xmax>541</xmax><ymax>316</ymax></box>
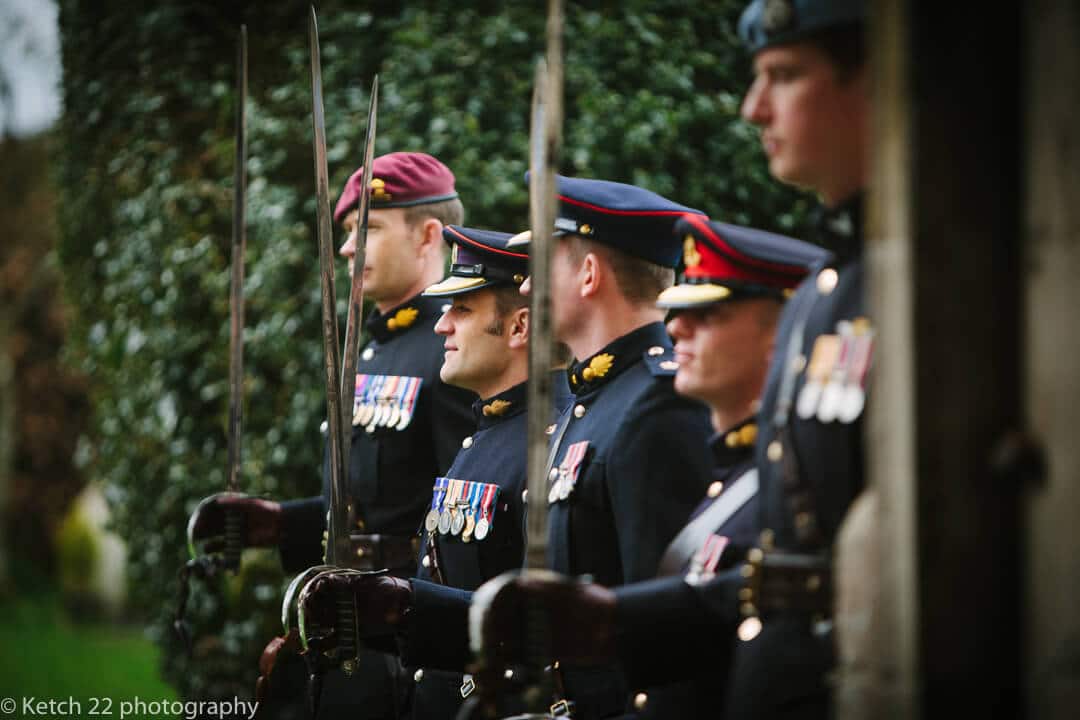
<box><xmin>816</xmin><ymin>268</ymin><xmax>839</xmax><ymax>295</ymax></box>
<box><xmin>737</xmin><ymin>617</ymin><xmax>763</xmax><ymax>642</ymax></box>
<box><xmin>414</xmin><ymin>669</ymin><xmax>424</xmax><ymax>683</ymax></box>
<box><xmin>647</xmin><ymin>346</ymin><xmax>664</xmax><ymax>356</ymax></box>
<box><xmin>421</xmin><ymin>555</ymin><xmax>431</xmax><ymax>568</ymax></box>
<box><xmin>633</xmin><ymin>693</ymin><xmax>648</xmax><ymax>711</ymax></box>
<box><xmin>503</xmin><ymin>669</ymin><xmax>515</xmax><ymax>680</ymax></box>
<box><xmin>725</xmin><ymin>431</ymin><xmax>739</xmax><ymax>448</ymax></box>
<box><xmin>767</xmin><ymin>440</ymin><xmax>783</xmax><ymax>462</ymax></box>
<box><xmin>759</xmin><ymin>529</ymin><xmax>775</xmax><ymax>550</ymax></box>
<box><xmin>545</xmin><ymin>423</ymin><xmax>556</xmax><ymax>435</ymax></box>
<box><xmin>355</xmin><ymin>518</ymin><xmax>365</xmax><ymax>531</ymax></box>
<box><xmin>361</xmin><ymin>347</ymin><xmax>375</xmax><ymax>362</ymax></box>
<box><xmin>462</xmin><ymin>436</ymin><xmax>473</xmax><ymax>449</ymax></box>
<box><xmin>707</xmin><ymin>481</ymin><xmax>723</xmax><ymax>498</ymax></box>
<box><xmin>574</xmin><ymin>404</ymin><xmax>586</xmax><ymax>418</ymax></box>
<box><xmin>355</xmin><ymin>547</ymin><xmax>366</xmax><ymax>559</ymax></box>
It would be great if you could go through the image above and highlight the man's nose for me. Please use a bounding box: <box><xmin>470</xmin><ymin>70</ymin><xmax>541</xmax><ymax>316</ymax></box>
<box><xmin>339</xmin><ymin>231</ymin><xmax>356</xmax><ymax>258</ymax></box>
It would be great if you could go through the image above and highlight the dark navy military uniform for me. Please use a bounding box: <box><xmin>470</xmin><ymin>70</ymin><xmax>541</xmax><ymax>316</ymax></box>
<box><xmin>609</xmin><ymin>200</ymin><xmax>864</xmax><ymax>720</ymax></box>
<box><xmin>545</xmin><ymin>322</ymin><xmax>713</xmax><ymax>718</ymax></box>
<box><xmin>610</xmin><ymin>215</ymin><xmax>827</xmax><ymax>718</ymax></box>
<box><xmin>277</xmin><ymin>293</ymin><xmax>477</xmax><ymax>574</ymax></box>
<box><xmin>281</xmin><ymin>293</ymin><xmax>476</xmax><ymax>720</ymax></box>
<box><xmin>723</xmin><ymin>196</ymin><xmax>866</xmax><ymax>720</ymax></box>
<box><xmin>402</xmin><ymin>374</ymin><xmax>572</xmax><ymax>720</ymax></box>
<box><xmin>387</xmin><ymin>224</ymin><xmax>571</xmax><ymax>720</ymax></box>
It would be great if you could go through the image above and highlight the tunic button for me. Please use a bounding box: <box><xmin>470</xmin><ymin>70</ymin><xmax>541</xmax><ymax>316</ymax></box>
<box><xmin>573</xmin><ymin>404</ymin><xmax>586</xmax><ymax>418</ymax></box>
<box><xmin>414</xmin><ymin>669</ymin><xmax>424</xmax><ymax>683</ymax></box>
<box><xmin>647</xmin><ymin>346</ymin><xmax>664</xmax><ymax>356</ymax></box>
<box><xmin>545</xmin><ymin>423</ymin><xmax>556</xmax><ymax>435</ymax></box>
<box><xmin>767</xmin><ymin>440</ymin><xmax>783</xmax><ymax>462</ymax></box>
<box><xmin>462</xmin><ymin>436</ymin><xmax>473</xmax><ymax>449</ymax></box>
<box><xmin>421</xmin><ymin>555</ymin><xmax>431</xmax><ymax>568</ymax></box>
<box><xmin>633</xmin><ymin>693</ymin><xmax>648</xmax><ymax>711</ymax></box>
<box><xmin>738</xmin><ymin>617</ymin><xmax>763</xmax><ymax>642</ymax></box>
<box><xmin>549</xmin><ymin>468</ymin><xmax>560</xmax><ymax>481</ymax></box>
<box><xmin>361</xmin><ymin>347</ymin><xmax>375</xmax><ymax>361</ymax></box>
<box><xmin>816</xmin><ymin>268</ymin><xmax>839</xmax><ymax>295</ymax></box>
<box><xmin>521</xmin><ymin>489</ymin><xmax>528</xmax><ymax>503</ymax></box>
<box><xmin>707</xmin><ymin>481</ymin><xmax>723</xmax><ymax>498</ymax></box>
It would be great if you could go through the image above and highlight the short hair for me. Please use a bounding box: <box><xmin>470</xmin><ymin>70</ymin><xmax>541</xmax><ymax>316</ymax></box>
<box><xmin>809</xmin><ymin>22</ymin><xmax>866</xmax><ymax>82</ymax></box>
<box><xmin>403</xmin><ymin>197</ymin><xmax>465</xmax><ymax>229</ymax></box>
<box><xmin>564</xmin><ymin>235</ymin><xmax>675</xmax><ymax>305</ymax></box>
<box><xmin>484</xmin><ymin>285</ymin><xmax>530</xmax><ymax>337</ymax></box>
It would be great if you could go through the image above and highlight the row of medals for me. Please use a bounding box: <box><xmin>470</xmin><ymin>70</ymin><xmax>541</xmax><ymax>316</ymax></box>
<box><xmin>352</xmin><ymin>375</ymin><xmax>422</xmax><ymax>433</ymax></box>
<box><xmin>796</xmin><ymin>318</ymin><xmax>874</xmax><ymax>424</ymax></box>
<box><xmin>425</xmin><ymin>491</ymin><xmax>493</xmax><ymax>543</ymax></box>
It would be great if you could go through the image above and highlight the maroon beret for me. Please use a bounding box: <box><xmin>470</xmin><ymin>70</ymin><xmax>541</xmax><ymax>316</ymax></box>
<box><xmin>333</xmin><ymin>151</ymin><xmax>459</xmax><ymax>223</ymax></box>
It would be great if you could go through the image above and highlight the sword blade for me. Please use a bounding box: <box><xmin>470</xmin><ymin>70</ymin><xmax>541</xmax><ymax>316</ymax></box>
<box><xmin>337</xmin><ymin>75</ymin><xmax>378</xmax><ymax>545</ymax></box>
<box><xmin>309</xmin><ymin>6</ymin><xmax>347</xmax><ymax>567</ymax></box>
<box><xmin>524</xmin><ymin>0</ymin><xmax>564</xmax><ymax>571</ymax></box>
<box><xmin>226</xmin><ymin>25</ymin><xmax>247</xmax><ymax>495</ymax></box>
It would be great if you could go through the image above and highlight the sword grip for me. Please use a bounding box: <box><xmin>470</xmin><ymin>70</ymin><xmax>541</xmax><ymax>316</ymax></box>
<box><xmin>337</xmin><ymin>589</ymin><xmax>359</xmax><ymax>675</ymax></box>
<box><xmin>224</xmin><ymin>506</ymin><xmax>243</xmax><ymax>570</ymax></box>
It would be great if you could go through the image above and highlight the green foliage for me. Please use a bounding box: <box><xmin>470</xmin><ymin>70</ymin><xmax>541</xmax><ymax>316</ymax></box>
<box><xmin>53</xmin><ymin>0</ymin><xmax>812</xmax><ymax>700</ymax></box>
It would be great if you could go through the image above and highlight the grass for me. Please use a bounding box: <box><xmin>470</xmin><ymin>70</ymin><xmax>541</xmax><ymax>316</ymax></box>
<box><xmin>0</xmin><ymin>591</ymin><xmax>177</xmax><ymax>704</ymax></box>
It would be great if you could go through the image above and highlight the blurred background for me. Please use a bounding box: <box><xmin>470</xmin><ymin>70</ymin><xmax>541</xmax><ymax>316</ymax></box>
<box><xmin>0</xmin><ymin>0</ymin><xmax>807</xmax><ymax>708</ymax></box>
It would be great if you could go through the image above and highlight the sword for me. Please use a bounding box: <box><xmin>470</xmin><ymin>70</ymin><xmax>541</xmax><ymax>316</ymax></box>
<box><xmin>336</xmin><ymin>74</ymin><xmax>378</xmax><ymax>567</ymax></box>
<box><xmin>462</xmin><ymin>4</ymin><xmax>565</xmax><ymax>718</ymax></box>
<box><xmin>175</xmin><ymin>24</ymin><xmax>249</xmax><ymax>647</ymax></box>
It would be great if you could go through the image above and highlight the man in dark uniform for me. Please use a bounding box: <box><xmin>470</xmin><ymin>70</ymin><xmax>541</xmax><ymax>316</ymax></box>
<box><xmin>468</xmin><ymin>215</ymin><xmax>825</xmax><ymax>718</ymax></box>
<box><xmin>477</xmin><ymin>2</ymin><xmax>871</xmax><ymax>717</ymax></box>
<box><xmin>298</xmin><ymin>225</ymin><xmax>571</xmax><ymax>720</ymax></box>
<box><xmin>192</xmin><ymin>152</ymin><xmax>477</xmax><ymax>718</ymax></box>
<box><xmin>503</xmin><ymin>176</ymin><xmax>716</xmax><ymax>719</ymax></box>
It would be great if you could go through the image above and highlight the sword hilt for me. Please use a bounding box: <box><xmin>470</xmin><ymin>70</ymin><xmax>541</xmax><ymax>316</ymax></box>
<box><xmin>223</xmin><ymin>505</ymin><xmax>243</xmax><ymax>570</ymax></box>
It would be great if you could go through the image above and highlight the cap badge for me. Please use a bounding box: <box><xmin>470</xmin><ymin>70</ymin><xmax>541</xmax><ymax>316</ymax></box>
<box><xmin>581</xmin><ymin>353</ymin><xmax>614</xmax><ymax>382</ymax></box>
<box><xmin>386</xmin><ymin>306</ymin><xmax>419</xmax><ymax>331</ymax></box>
<box><xmin>762</xmin><ymin>0</ymin><xmax>796</xmax><ymax>33</ymax></box>
<box><xmin>482</xmin><ymin>399</ymin><xmax>512</xmax><ymax>417</ymax></box>
<box><xmin>683</xmin><ymin>235</ymin><xmax>702</xmax><ymax>268</ymax></box>
<box><xmin>578</xmin><ymin>223</ymin><xmax>594</xmax><ymax>236</ymax></box>
<box><xmin>370</xmin><ymin>177</ymin><xmax>392</xmax><ymax>202</ymax></box>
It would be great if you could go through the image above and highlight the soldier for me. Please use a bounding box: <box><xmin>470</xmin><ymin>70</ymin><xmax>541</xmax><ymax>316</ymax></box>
<box><xmin>193</xmin><ymin>151</ymin><xmax>477</xmax><ymax>719</ymax></box>
<box><xmin>299</xmin><ymin>225</ymin><xmax>571</xmax><ymax>720</ymax></box>
<box><xmin>469</xmin><ymin>215</ymin><xmax>826</xmax><ymax>718</ymax></box>
<box><xmin>475</xmin><ymin>1</ymin><xmax>872</xmax><ymax>718</ymax></box>
<box><xmin>501</xmin><ymin>175</ymin><xmax>715</xmax><ymax>718</ymax></box>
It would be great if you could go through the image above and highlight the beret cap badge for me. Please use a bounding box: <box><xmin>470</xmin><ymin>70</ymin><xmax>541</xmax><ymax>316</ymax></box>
<box><xmin>370</xmin><ymin>177</ymin><xmax>392</xmax><ymax>201</ymax></box>
<box><xmin>762</xmin><ymin>0</ymin><xmax>796</xmax><ymax>32</ymax></box>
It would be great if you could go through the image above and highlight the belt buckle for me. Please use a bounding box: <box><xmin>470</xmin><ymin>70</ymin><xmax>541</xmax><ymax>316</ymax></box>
<box><xmin>459</xmin><ymin>675</ymin><xmax>476</xmax><ymax>699</ymax></box>
<box><xmin>549</xmin><ymin>699</ymin><xmax>575</xmax><ymax>717</ymax></box>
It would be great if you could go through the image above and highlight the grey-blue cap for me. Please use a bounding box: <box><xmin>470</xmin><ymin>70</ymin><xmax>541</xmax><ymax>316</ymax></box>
<box><xmin>738</xmin><ymin>0</ymin><xmax>867</xmax><ymax>54</ymax></box>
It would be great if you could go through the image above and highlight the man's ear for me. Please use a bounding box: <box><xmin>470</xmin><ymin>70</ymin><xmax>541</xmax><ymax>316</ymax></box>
<box><xmin>580</xmin><ymin>251</ymin><xmax>603</xmax><ymax>299</ymax></box>
<box><xmin>417</xmin><ymin>218</ymin><xmax>444</xmax><ymax>256</ymax></box>
<box><xmin>508</xmin><ymin>307</ymin><xmax>530</xmax><ymax>350</ymax></box>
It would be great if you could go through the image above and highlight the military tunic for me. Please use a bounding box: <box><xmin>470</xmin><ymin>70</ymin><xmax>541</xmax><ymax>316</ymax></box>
<box><xmin>616</xmin><ymin>419</ymin><xmax>759</xmax><ymax>718</ymax></box>
<box><xmin>277</xmin><ymin>293</ymin><xmax>477</xmax><ymax>573</ymax></box>
<box><xmin>400</xmin><ymin>375</ymin><xmax>571</xmax><ymax>720</ymax></box>
<box><xmin>277</xmin><ymin>293</ymin><xmax>476</xmax><ymax>720</ymax></box>
<box><xmin>545</xmin><ymin>322</ymin><xmax>713</xmax><ymax>719</ymax></box>
<box><xmin>722</xmin><ymin>195</ymin><xmax>866</xmax><ymax>720</ymax></box>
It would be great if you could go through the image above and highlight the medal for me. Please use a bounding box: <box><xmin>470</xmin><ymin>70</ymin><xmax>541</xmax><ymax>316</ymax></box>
<box><xmin>838</xmin><ymin>320</ymin><xmax>875</xmax><ymax>423</ymax></box>
<box><xmin>797</xmin><ymin>335</ymin><xmax>839</xmax><ymax>420</ymax></box>
<box><xmin>425</xmin><ymin>478</ymin><xmax>449</xmax><ymax>533</ymax></box>
<box><xmin>359</xmin><ymin>375</ymin><xmax>381</xmax><ymax>428</ymax></box>
<box><xmin>462</xmin><ymin>481</ymin><xmax>482</xmax><ymax>542</ymax></box>
<box><xmin>474</xmin><ymin>484</ymin><xmax>498</xmax><ymax>541</ymax></box>
<box><xmin>817</xmin><ymin>322</ymin><xmax>854</xmax><ymax>423</ymax></box>
<box><xmin>397</xmin><ymin>377</ymin><xmax>423</xmax><ymax>430</ymax></box>
<box><xmin>353</xmin><ymin>374</ymin><xmax>370</xmax><ymax>426</ymax></box>
<box><xmin>552</xmin><ymin>441</ymin><xmax>589</xmax><ymax>502</ymax></box>
<box><xmin>438</xmin><ymin>479</ymin><xmax>459</xmax><ymax>535</ymax></box>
